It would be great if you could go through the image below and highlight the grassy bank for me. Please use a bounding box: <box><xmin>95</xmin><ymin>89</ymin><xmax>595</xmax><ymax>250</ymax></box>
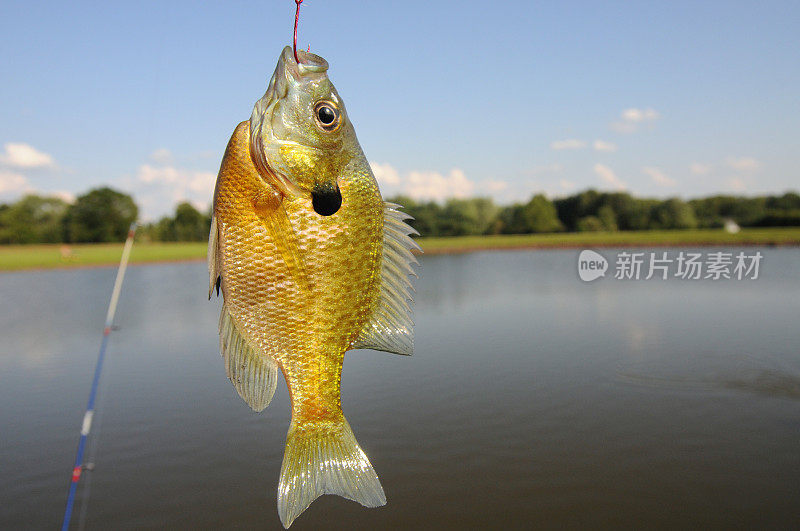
<box><xmin>0</xmin><ymin>242</ymin><xmax>208</xmax><ymax>272</ymax></box>
<box><xmin>419</xmin><ymin>227</ymin><xmax>800</xmax><ymax>253</ymax></box>
<box><xmin>1</xmin><ymin>227</ymin><xmax>799</xmax><ymax>271</ymax></box>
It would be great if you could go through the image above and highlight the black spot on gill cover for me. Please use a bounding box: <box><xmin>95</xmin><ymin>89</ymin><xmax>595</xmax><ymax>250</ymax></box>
<box><xmin>312</xmin><ymin>185</ymin><xmax>342</xmax><ymax>216</ymax></box>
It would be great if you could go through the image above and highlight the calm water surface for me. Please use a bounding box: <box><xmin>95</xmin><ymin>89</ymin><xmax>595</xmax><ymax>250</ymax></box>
<box><xmin>1</xmin><ymin>248</ymin><xmax>799</xmax><ymax>529</ymax></box>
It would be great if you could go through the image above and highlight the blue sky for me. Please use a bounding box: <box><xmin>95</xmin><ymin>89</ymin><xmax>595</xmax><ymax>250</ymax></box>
<box><xmin>1</xmin><ymin>1</ymin><xmax>798</xmax><ymax>219</ymax></box>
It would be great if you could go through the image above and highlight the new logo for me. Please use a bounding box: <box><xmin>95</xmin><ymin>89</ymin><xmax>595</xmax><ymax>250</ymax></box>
<box><xmin>578</xmin><ymin>250</ymin><xmax>608</xmax><ymax>282</ymax></box>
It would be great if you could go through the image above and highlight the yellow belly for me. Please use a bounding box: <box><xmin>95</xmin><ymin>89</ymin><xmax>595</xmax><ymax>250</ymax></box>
<box><xmin>214</xmin><ymin>121</ymin><xmax>384</xmax><ymax>421</ymax></box>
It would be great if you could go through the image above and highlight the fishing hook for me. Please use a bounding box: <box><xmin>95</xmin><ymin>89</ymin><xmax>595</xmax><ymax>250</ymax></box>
<box><xmin>293</xmin><ymin>0</ymin><xmax>303</xmax><ymax>64</ymax></box>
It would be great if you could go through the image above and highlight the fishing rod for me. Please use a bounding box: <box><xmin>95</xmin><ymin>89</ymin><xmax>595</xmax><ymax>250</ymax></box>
<box><xmin>61</xmin><ymin>223</ymin><xmax>137</xmax><ymax>531</ymax></box>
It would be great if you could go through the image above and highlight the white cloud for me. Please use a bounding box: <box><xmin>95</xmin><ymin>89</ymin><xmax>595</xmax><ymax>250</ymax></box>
<box><xmin>593</xmin><ymin>140</ymin><xmax>617</xmax><ymax>152</ymax></box>
<box><xmin>0</xmin><ymin>170</ymin><xmax>32</xmax><ymax>196</ymax></box>
<box><xmin>0</xmin><ymin>143</ymin><xmax>56</xmax><ymax>169</ymax></box>
<box><xmin>643</xmin><ymin>166</ymin><xmax>676</xmax><ymax>187</ymax></box>
<box><xmin>51</xmin><ymin>190</ymin><xmax>76</xmax><ymax>203</ymax></box>
<box><xmin>482</xmin><ymin>180</ymin><xmax>508</xmax><ymax>193</ymax></box>
<box><xmin>0</xmin><ymin>142</ymin><xmax>71</xmax><ymax>202</ymax></box>
<box><xmin>594</xmin><ymin>163</ymin><xmax>626</xmax><ymax>190</ymax></box>
<box><xmin>729</xmin><ymin>177</ymin><xmax>747</xmax><ymax>191</ymax></box>
<box><xmin>0</xmin><ymin>170</ymin><xmax>74</xmax><ymax>203</ymax></box>
<box><xmin>559</xmin><ymin>179</ymin><xmax>576</xmax><ymax>191</ymax></box>
<box><xmin>550</xmin><ymin>139</ymin><xmax>586</xmax><ymax>150</ymax></box>
<box><xmin>372</xmin><ymin>162</ymin><xmax>495</xmax><ymax>202</ymax></box>
<box><xmin>690</xmin><ymin>162</ymin><xmax>712</xmax><ymax>175</ymax></box>
<box><xmin>132</xmin><ymin>163</ymin><xmax>216</xmax><ymax>220</ymax></box>
<box><xmin>369</xmin><ymin>161</ymin><xmax>400</xmax><ymax>186</ymax></box>
<box><xmin>622</xmin><ymin>108</ymin><xmax>659</xmax><ymax>123</ymax></box>
<box><xmin>610</xmin><ymin>107</ymin><xmax>660</xmax><ymax>133</ymax></box>
<box><xmin>726</xmin><ymin>156</ymin><xmax>760</xmax><ymax>172</ymax></box>
<box><xmin>404</xmin><ymin>168</ymin><xmax>474</xmax><ymax>201</ymax></box>
<box><xmin>149</xmin><ymin>148</ymin><xmax>173</xmax><ymax>165</ymax></box>
<box><xmin>137</xmin><ymin>164</ymin><xmax>214</xmax><ymax>193</ymax></box>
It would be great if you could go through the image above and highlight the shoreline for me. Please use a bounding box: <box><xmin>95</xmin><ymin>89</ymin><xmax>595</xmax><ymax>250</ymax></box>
<box><xmin>418</xmin><ymin>238</ymin><xmax>799</xmax><ymax>255</ymax></box>
<box><xmin>1</xmin><ymin>236</ymin><xmax>798</xmax><ymax>273</ymax></box>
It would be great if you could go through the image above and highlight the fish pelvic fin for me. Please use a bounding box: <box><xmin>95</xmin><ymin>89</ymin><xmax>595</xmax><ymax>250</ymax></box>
<box><xmin>277</xmin><ymin>417</ymin><xmax>386</xmax><ymax>528</ymax></box>
<box><xmin>352</xmin><ymin>202</ymin><xmax>420</xmax><ymax>356</ymax></box>
<box><xmin>207</xmin><ymin>215</ymin><xmax>222</xmax><ymax>299</ymax></box>
<box><xmin>219</xmin><ymin>305</ymin><xmax>278</xmax><ymax>411</ymax></box>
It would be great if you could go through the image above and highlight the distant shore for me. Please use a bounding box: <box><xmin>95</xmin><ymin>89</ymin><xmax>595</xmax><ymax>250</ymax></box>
<box><xmin>1</xmin><ymin>227</ymin><xmax>799</xmax><ymax>272</ymax></box>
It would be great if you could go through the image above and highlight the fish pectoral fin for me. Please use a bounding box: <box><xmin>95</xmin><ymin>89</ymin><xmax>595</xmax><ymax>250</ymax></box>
<box><xmin>207</xmin><ymin>216</ymin><xmax>222</xmax><ymax>299</ymax></box>
<box><xmin>219</xmin><ymin>305</ymin><xmax>278</xmax><ymax>412</ymax></box>
<box><xmin>278</xmin><ymin>417</ymin><xmax>386</xmax><ymax>528</ymax></box>
<box><xmin>253</xmin><ymin>192</ymin><xmax>312</xmax><ymax>293</ymax></box>
<box><xmin>351</xmin><ymin>202</ymin><xmax>420</xmax><ymax>356</ymax></box>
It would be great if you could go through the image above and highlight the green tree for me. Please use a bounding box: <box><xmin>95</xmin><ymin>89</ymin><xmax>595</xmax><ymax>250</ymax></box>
<box><xmin>689</xmin><ymin>195</ymin><xmax>766</xmax><ymax>228</ymax></box>
<box><xmin>0</xmin><ymin>194</ymin><xmax>69</xmax><ymax>244</ymax></box>
<box><xmin>173</xmin><ymin>202</ymin><xmax>208</xmax><ymax>241</ymax></box>
<box><xmin>554</xmin><ymin>189</ymin><xmax>600</xmax><ymax>231</ymax></box>
<box><xmin>495</xmin><ymin>195</ymin><xmax>563</xmax><ymax>234</ymax></box>
<box><xmin>66</xmin><ymin>187</ymin><xmax>138</xmax><ymax>242</ymax></box>
<box><xmin>597</xmin><ymin>205</ymin><xmax>618</xmax><ymax>231</ymax></box>
<box><xmin>521</xmin><ymin>194</ymin><xmax>563</xmax><ymax>233</ymax></box>
<box><xmin>766</xmin><ymin>192</ymin><xmax>800</xmax><ymax>211</ymax></box>
<box><xmin>470</xmin><ymin>198</ymin><xmax>499</xmax><ymax>235</ymax></box>
<box><xmin>154</xmin><ymin>216</ymin><xmax>177</xmax><ymax>241</ymax></box>
<box><xmin>576</xmin><ymin>216</ymin><xmax>604</xmax><ymax>232</ymax></box>
<box><xmin>491</xmin><ymin>204</ymin><xmax>522</xmax><ymax>234</ymax></box>
<box><xmin>651</xmin><ymin>198</ymin><xmax>698</xmax><ymax>229</ymax></box>
<box><xmin>758</xmin><ymin>192</ymin><xmax>800</xmax><ymax>226</ymax></box>
<box><xmin>438</xmin><ymin>198</ymin><xmax>499</xmax><ymax>236</ymax></box>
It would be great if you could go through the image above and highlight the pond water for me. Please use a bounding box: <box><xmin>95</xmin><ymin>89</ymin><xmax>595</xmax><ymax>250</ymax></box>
<box><xmin>1</xmin><ymin>248</ymin><xmax>798</xmax><ymax>529</ymax></box>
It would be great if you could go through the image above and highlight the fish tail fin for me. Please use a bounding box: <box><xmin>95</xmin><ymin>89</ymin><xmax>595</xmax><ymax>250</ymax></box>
<box><xmin>277</xmin><ymin>416</ymin><xmax>386</xmax><ymax>528</ymax></box>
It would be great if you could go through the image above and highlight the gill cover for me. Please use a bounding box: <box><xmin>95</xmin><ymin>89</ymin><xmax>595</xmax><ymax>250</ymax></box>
<box><xmin>249</xmin><ymin>46</ymin><xmax>349</xmax><ymax>216</ymax></box>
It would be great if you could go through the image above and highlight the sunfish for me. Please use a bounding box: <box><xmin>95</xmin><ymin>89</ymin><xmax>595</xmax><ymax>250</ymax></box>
<box><xmin>208</xmin><ymin>46</ymin><xmax>419</xmax><ymax>528</ymax></box>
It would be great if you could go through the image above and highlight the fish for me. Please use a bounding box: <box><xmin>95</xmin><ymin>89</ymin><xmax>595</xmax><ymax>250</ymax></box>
<box><xmin>207</xmin><ymin>46</ymin><xmax>419</xmax><ymax>528</ymax></box>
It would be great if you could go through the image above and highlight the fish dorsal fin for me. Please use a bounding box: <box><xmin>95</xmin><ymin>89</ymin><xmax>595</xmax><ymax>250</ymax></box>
<box><xmin>219</xmin><ymin>305</ymin><xmax>278</xmax><ymax>411</ymax></box>
<box><xmin>351</xmin><ymin>202</ymin><xmax>420</xmax><ymax>356</ymax></box>
<box><xmin>208</xmin><ymin>215</ymin><xmax>222</xmax><ymax>299</ymax></box>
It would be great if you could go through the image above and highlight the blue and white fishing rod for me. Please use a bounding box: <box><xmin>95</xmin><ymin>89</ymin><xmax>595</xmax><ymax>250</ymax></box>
<box><xmin>62</xmin><ymin>223</ymin><xmax>137</xmax><ymax>531</ymax></box>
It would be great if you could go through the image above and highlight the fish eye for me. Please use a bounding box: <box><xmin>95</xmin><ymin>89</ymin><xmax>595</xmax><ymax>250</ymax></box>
<box><xmin>314</xmin><ymin>101</ymin><xmax>340</xmax><ymax>132</ymax></box>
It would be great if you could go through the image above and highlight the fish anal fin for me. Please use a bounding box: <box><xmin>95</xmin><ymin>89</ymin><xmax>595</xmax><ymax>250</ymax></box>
<box><xmin>352</xmin><ymin>202</ymin><xmax>420</xmax><ymax>356</ymax></box>
<box><xmin>278</xmin><ymin>417</ymin><xmax>386</xmax><ymax>528</ymax></box>
<box><xmin>219</xmin><ymin>305</ymin><xmax>278</xmax><ymax>412</ymax></box>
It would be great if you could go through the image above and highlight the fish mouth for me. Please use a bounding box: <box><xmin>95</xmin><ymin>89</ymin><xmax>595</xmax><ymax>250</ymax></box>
<box><xmin>281</xmin><ymin>46</ymin><xmax>329</xmax><ymax>77</ymax></box>
<box><xmin>266</xmin><ymin>47</ymin><xmax>330</xmax><ymax>102</ymax></box>
<box><xmin>311</xmin><ymin>183</ymin><xmax>342</xmax><ymax>216</ymax></box>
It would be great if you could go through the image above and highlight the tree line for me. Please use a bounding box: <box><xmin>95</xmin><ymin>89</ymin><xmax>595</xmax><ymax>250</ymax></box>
<box><xmin>392</xmin><ymin>190</ymin><xmax>800</xmax><ymax>237</ymax></box>
<box><xmin>0</xmin><ymin>187</ymin><xmax>207</xmax><ymax>245</ymax></box>
<box><xmin>0</xmin><ymin>187</ymin><xmax>138</xmax><ymax>244</ymax></box>
<box><xmin>1</xmin><ymin>186</ymin><xmax>799</xmax><ymax>244</ymax></box>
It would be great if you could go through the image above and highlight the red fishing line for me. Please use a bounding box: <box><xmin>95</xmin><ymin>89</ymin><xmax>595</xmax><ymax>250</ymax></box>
<box><xmin>293</xmin><ymin>0</ymin><xmax>304</xmax><ymax>64</ymax></box>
